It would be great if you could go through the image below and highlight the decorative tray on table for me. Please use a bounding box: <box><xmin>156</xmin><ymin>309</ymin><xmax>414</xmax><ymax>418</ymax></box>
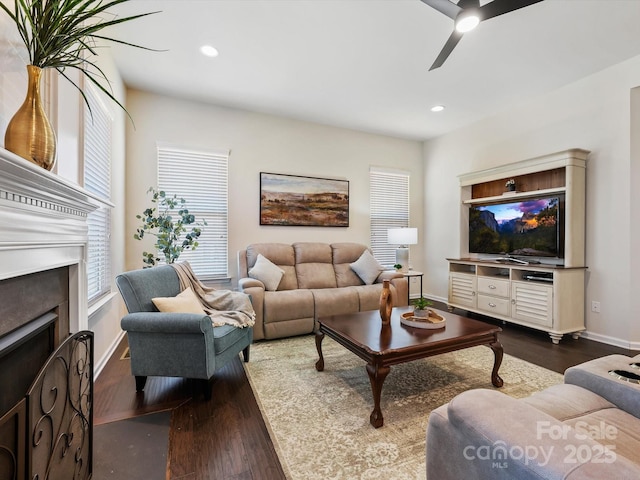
<box><xmin>400</xmin><ymin>310</ymin><xmax>446</xmax><ymax>329</ymax></box>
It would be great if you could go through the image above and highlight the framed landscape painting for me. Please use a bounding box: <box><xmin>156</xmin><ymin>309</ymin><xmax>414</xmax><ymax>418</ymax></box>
<box><xmin>260</xmin><ymin>172</ymin><xmax>349</xmax><ymax>226</ymax></box>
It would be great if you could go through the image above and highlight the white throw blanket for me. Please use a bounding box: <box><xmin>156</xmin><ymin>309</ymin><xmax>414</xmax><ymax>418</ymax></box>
<box><xmin>171</xmin><ymin>262</ymin><xmax>255</xmax><ymax>328</ymax></box>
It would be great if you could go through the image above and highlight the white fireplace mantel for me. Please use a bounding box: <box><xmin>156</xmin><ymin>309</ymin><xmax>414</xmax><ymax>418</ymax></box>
<box><xmin>0</xmin><ymin>147</ymin><xmax>101</xmax><ymax>332</ymax></box>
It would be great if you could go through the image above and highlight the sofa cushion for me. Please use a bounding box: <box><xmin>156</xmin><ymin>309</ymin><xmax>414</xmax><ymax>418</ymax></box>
<box><xmin>563</xmin><ymin>406</ymin><xmax>640</xmax><ymax>466</ymax></box>
<box><xmin>311</xmin><ymin>287</ymin><xmax>360</xmax><ymax>318</ymax></box>
<box><xmin>350</xmin><ymin>250</ymin><xmax>384</xmax><ymax>285</ymax></box>
<box><xmin>332</xmin><ymin>242</ymin><xmax>368</xmax><ymax>287</ymax></box>
<box><xmin>263</xmin><ymin>289</ymin><xmax>314</xmax><ymax>323</ymax></box>
<box><xmin>294</xmin><ymin>242</ymin><xmax>337</xmax><ymax>289</ymax></box>
<box><xmin>522</xmin><ymin>383</ymin><xmax>615</xmax><ymax>419</ymax></box>
<box><xmin>246</xmin><ymin>243</ymin><xmax>298</xmax><ymax>290</ymax></box>
<box><xmin>151</xmin><ymin>287</ymin><xmax>206</xmax><ymax>314</ymax></box>
<box><xmin>352</xmin><ymin>283</ymin><xmax>389</xmax><ymax>311</ymax></box>
<box><xmin>249</xmin><ymin>253</ymin><xmax>285</xmax><ymax>291</ymax></box>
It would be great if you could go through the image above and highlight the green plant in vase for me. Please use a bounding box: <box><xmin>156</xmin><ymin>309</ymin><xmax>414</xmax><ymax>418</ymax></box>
<box><xmin>134</xmin><ymin>187</ymin><xmax>206</xmax><ymax>267</ymax></box>
<box><xmin>413</xmin><ymin>296</ymin><xmax>433</xmax><ymax>318</ymax></box>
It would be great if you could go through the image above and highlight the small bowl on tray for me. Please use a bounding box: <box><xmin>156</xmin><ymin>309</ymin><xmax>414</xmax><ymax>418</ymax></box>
<box><xmin>400</xmin><ymin>310</ymin><xmax>446</xmax><ymax>329</ymax></box>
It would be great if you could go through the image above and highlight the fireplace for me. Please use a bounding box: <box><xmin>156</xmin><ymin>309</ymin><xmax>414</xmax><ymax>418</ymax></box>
<box><xmin>0</xmin><ymin>267</ymin><xmax>69</xmax><ymax>418</ymax></box>
<box><xmin>0</xmin><ymin>148</ymin><xmax>99</xmax><ymax>479</ymax></box>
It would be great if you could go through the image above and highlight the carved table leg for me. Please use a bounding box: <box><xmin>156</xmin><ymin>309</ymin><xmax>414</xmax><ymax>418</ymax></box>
<box><xmin>366</xmin><ymin>363</ymin><xmax>390</xmax><ymax>428</ymax></box>
<box><xmin>489</xmin><ymin>340</ymin><xmax>504</xmax><ymax>388</ymax></box>
<box><xmin>315</xmin><ymin>330</ymin><xmax>325</xmax><ymax>372</ymax></box>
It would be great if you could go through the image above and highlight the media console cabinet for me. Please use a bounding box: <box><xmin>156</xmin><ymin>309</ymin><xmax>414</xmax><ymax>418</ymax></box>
<box><xmin>447</xmin><ymin>258</ymin><xmax>585</xmax><ymax>344</ymax></box>
<box><xmin>450</xmin><ymin>148</ymin><xmax>589</xmax><ymax>344</ymax></box>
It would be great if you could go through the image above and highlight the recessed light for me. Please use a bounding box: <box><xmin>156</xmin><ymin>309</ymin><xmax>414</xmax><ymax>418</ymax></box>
<box><xmin>200</xmin><ymin>45</ymin><xmax>219</xmax><ymax>57</ymax></box>
<box><xmin>431</xmin><ymin>105</ymin><xmax>445</xmax><ymax>112</ymax></box>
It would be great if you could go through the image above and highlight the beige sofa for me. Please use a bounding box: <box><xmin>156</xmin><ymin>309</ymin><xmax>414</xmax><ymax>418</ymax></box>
<box><xmin>237</xmin><ymin>242</ymin><xmax>408</xmax><ymax>340</ymax></box>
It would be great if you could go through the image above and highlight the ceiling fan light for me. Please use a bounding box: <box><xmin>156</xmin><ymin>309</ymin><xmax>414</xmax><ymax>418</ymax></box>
<box><xmin>200</xmin><ymin>45</ymin><xmax>219</xmax><ymax>57</ymax></box>
<box><xmin>455</xmin><ymin>10</ymin><xmax>480</xmax><ymax>33</ymax></box>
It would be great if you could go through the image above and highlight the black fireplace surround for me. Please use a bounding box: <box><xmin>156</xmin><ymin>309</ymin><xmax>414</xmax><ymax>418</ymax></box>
<box><xmin>0</xmin><ymin>267</ymin><xmax>93</xmax><ymax>479</ymax></box>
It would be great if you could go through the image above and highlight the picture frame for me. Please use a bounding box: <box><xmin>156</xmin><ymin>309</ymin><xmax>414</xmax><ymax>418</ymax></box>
<box><xmin>260</xmin><ymin>172</ymin><xmax>349</xmax><ymax>226</ymax></box>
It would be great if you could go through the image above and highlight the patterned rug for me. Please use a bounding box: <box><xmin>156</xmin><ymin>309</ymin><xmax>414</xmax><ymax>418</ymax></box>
<box><xmin>244</xmin><ymin>334</ymin><xmax>563</xmax><ymax>480</ymax></box>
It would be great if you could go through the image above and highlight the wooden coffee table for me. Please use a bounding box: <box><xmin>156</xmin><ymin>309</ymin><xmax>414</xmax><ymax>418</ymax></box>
<box><xmin>315</xmin><ymin>305</ymin><xmax>503</xmax><ymax>428</ymax></box>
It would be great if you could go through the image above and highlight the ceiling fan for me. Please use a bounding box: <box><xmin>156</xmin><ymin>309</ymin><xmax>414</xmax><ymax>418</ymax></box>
<box><xmin>421</xmin><ymin>0</ymin><xmax>544</xmax><ymax>71</ymax></box>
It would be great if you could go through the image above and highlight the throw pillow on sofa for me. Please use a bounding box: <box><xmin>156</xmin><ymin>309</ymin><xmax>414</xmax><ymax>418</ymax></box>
<box><xmin>350</xmin><ymin>250</ymin><xmax>384</xmax><ymax>285</ymax></box>
<box><xmin>249</xmin><ymin>253</ymin><xmax>285</xmax><ymax>291</ymax></box>
<box><xmin>152</xmin><ymin>286</ymin><xmax>206</xmax><ymax>314</ymax></box>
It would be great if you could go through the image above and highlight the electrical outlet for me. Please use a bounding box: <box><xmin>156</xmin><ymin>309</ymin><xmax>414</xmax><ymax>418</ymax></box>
<box><xmin>591</xmin><ymin>301</ymin><xmax>601</xmax><ymax>313</ymax></box>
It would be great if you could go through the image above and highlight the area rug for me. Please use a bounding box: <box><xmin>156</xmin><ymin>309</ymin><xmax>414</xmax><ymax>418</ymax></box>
<box><xmin>243</xmin><ymin>335</ymin><xmax>563</xmax><ymax>480</ymax></box>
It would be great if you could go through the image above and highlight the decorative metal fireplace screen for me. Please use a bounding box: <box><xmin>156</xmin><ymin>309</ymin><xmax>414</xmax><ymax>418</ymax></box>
<box><xmin>0</xmin><ymin>331</ymin><xmax>93</xmax><ymax>480</ymax></box>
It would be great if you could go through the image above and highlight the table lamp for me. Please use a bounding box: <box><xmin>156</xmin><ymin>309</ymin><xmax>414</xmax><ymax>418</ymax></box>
<box><xmin>387</xmin><ymin>227</ymin><xmax>418</xmax><ymax>272</ymax></box>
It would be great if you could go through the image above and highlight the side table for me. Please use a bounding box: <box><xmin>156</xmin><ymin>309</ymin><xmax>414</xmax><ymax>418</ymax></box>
<box><xmin>403</xmin><ymin>270</ymin><xmax>423</xmax><ymax>304</ymax></box>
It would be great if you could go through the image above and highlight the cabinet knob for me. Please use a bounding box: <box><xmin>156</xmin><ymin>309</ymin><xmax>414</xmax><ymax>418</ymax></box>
<box><xmin>488</xmin><ymin>302</ymin><xmax>496</xmax><ymax>308</ymax></box>
<box><xmin>489</xmin><ymin>284</ymin><xmax>496</xmax><ymax>289</ymax></box>
<box><xmin>472</xmin><ymin>291</ymin><xmax>476</xmax><ymax>296</ymax></box>
<box><xmin>511</xmin><ymin>299</ymin><xmax>516</xmax><ymax>305</ymax></box>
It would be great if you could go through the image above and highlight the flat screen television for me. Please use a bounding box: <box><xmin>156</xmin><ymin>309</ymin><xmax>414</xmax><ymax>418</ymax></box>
<box><xmin>468</xmin><ymin>196</ymin><xmax>562</xmax><ymax>259</ymax></box>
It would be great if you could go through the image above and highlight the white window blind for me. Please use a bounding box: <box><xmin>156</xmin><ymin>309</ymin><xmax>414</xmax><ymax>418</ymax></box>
<box><xmin>370</xmin><ymin>168</ymin><xmax>410</xmax><ymax>266</ymax></box>
<box><xmin>83</xmin><ymin>85</ymin><xmax>112</xmax><ymax>304</ymax></box>
<box><xmin>157</xmin><ymin>145</ymin><xmax>229</xmax><ymax>280</ymax></box>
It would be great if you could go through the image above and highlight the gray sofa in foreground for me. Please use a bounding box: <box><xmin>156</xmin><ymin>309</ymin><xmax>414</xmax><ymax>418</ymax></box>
<box><xmin>238</xmin><ymin>242</ymin><xmax>408</xmax><ymax>340</ymax></box>
<box><xmin>426</xmin><ymin>354</ymin><xmax>640</xmax><ymax>479</ymax></box>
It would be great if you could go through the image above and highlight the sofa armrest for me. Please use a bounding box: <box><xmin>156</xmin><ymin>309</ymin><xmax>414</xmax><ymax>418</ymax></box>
<box><xmin>376</xmin><ymin>270</ymin><xmax>403</xmax><ymax>282</ymax></box>
<box><xmin>427</xmin><ymin>389</ymin><xmax>639</xmax><ymax>480</ymax></box>
<box><xmin>121</xmin><ymin>312</ymin><xmax>211</xmax><ymax>334</ymax></box>
<box><xmin>238</xmin><ymin>277</ymin><xmax>265</xmax><ymax>290</ymax></box>
<box><xmin>564</xmin><ymin>354</ymin><xmax>640</xmax><ymax>418</ymax></box>
<box><xmin>375</xmin><ymin>271</ymin><xmax>408</xmax><ymax>306</ymax></box>
<box><xmin>237</xmin><ymin>279</ymin><xmax>266</xmax><ymax>340</ymax></box>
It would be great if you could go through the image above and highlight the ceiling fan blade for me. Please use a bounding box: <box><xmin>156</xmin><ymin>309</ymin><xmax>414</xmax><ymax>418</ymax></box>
<box><xmin>429</xmin><ymin>29</ymin><xmax>464</xmax><ymax>71</ymax></box>
<box><xmin>480</xmin><ymin>0</ymin><xmax>544</xmax><ymax>21</ymax></box>
<box><xmin>419</xmin><ymin>0</ymin><xmax>461</xmax><ymax>20</ymax></box>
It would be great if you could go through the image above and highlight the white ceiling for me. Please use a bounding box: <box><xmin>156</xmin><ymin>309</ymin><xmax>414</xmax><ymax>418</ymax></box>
<box><xmin>107</xmin><ymin>0</ymin><xmax>640</xmax><ymax>141</ymax></box>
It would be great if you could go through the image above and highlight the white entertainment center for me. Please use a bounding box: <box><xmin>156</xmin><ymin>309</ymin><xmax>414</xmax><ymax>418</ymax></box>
<box><xmin>447</xmin><ymin>149</ymin><xmax>589</xmax><ymax>344</ymax></box>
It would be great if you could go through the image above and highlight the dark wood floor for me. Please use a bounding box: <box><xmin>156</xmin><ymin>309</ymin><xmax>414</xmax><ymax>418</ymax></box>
<box><xmin>94</xmin><ymin>307</ymin><xmax>638</xmax><ymax>480</ymax></box>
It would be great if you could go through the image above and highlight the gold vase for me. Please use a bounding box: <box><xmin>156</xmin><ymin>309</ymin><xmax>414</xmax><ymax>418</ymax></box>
<box><xmin>4</xmin><ymin>65</ymin><xmax>57</xmax><ymax>171</ymax></box>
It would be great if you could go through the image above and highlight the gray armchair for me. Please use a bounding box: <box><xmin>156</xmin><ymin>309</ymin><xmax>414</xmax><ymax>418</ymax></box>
<box><xmin>115</xmin><ymin>265</ymin><xmax>253</xmax><ymax>399</ymax></box>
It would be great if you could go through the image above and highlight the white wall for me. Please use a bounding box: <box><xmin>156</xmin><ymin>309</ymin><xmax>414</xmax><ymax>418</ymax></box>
<box><xmin>124</xmin><ymin>90</ymin><xmax>425</xmax><ymax>289</ymax></box>
<box><xmin>423</xmin><ymin>55</ymin><xmax>640</xmax><ymax>349</ymax></box>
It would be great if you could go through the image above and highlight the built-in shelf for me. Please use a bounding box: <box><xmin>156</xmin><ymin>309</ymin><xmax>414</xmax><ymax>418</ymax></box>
<box><xmin>451</xmin><ymin>149</ymin><xmax>589</xmax><ymax>344</ymax></box>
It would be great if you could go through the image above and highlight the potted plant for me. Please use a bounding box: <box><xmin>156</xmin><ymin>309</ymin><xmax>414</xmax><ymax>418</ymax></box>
<box><xmin>134</xmin><ymin>187</ymin><xmax>206</xmax><ymax>267</ymax></box>
<box><xmin>413</xmin><ymin>296</ymin><xmax>433</xmax><ymax>318</ymax></box>
<box><xmin>393</xmin><ymin>264</ymin><xmax>403</xmax><ymax>272</ymax></box>
<box><xmin>0</xmin><ymin>0</ymin><xmax>158</xmax><ymax>170</ymax></box>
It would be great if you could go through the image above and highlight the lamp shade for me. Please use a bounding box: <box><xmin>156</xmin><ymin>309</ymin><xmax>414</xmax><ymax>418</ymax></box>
<box><xmin>387</xmin><ymin>227</ymin><xmax>418</xmax><ymax>246</ymax></box>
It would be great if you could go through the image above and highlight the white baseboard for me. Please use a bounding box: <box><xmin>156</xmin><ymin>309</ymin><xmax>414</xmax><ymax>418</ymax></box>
<box><xmin>94</xmin><ymin>330</ymin><xmax>126</xmax><ymax>379</ymax></box>
<box><xmin>580</xmin><ymin>330</ymin><xmax>640</xmax><ymax>351</ymax></box>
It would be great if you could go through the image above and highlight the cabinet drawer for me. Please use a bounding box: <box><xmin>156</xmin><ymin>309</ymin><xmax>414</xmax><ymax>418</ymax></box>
<box><xmin>477</xmin><ymin>277</ymin><xmax>510</xmax><ymax>297</ymax></box>
<box><xmin>477</xmin><ymin>294</ymin><xmax>510</xmax><ymax>316</ymax></box>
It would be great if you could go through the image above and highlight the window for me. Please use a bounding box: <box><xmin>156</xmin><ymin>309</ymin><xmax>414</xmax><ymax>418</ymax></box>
<box><xmin>157</xmin><ymin>145</ymin><xmax>229</xmax><ymax>280</ymax></box>
<box><xmin>369</xmin><ymin>167</ymin><xmax>410</xmax><ymax>266</ymax></box>
<box><xmin>83</xmin><ymin>85</ymin><xmax>112</xmax><ymax>304</ymax></box>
